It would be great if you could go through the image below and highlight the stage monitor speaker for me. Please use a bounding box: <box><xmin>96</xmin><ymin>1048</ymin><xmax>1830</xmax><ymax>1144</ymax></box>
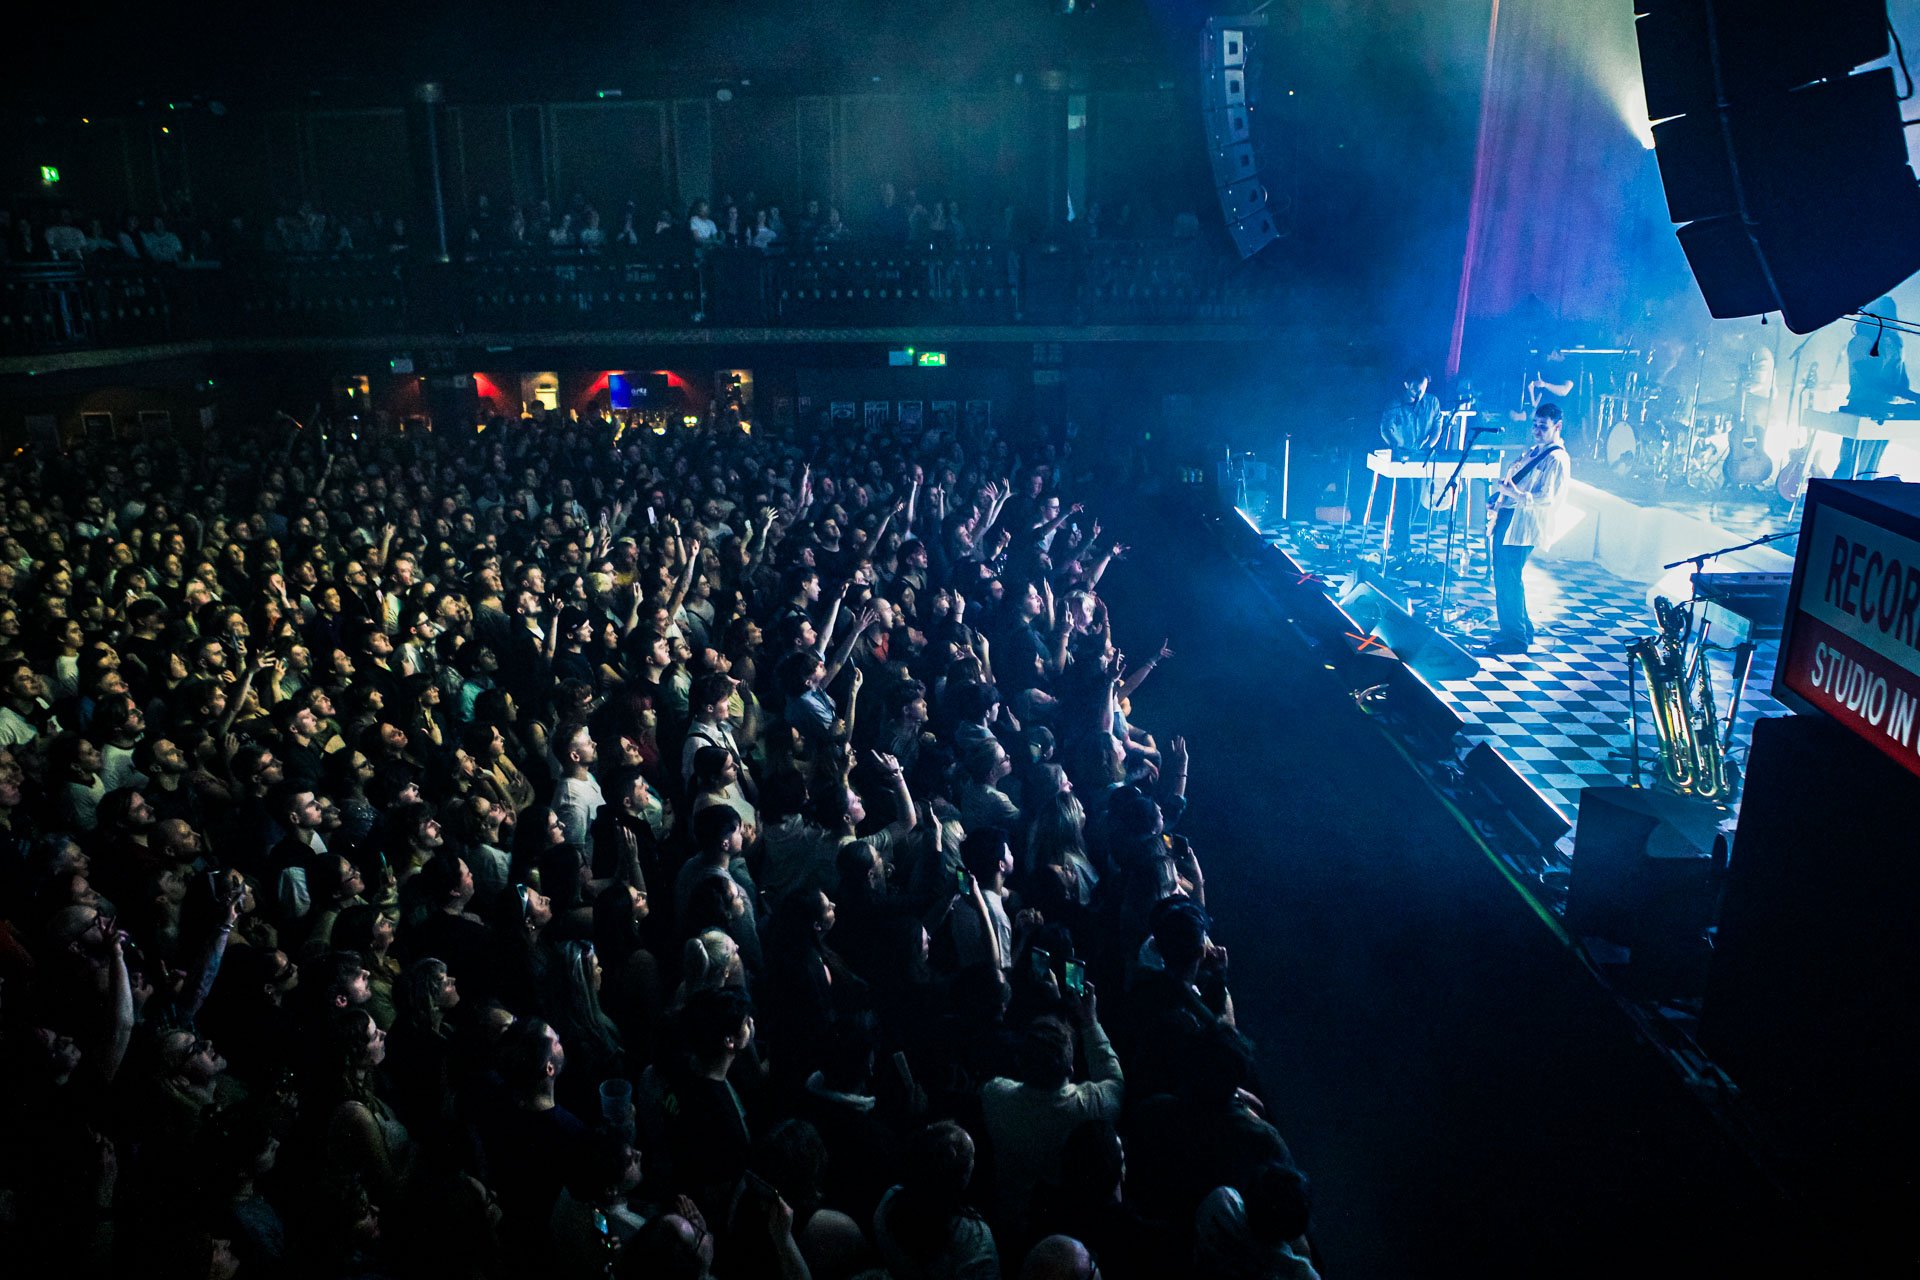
<box><xmin>1566</xmin><ymin>786</ymin><xmax>1725</xmax><ymax>993</ymax></box>
<box><xmin>1263</xmin><ymin>545</ymin><xmax>1395</xmax><ymax>683</ymax></box>
<box><xmin>1634</xmin><ymin>1</ymin><xmax>1920</xmax><ymax>332</ymax></box>
<box><xmin>1698</xmin><ymin>713</ymin><xmax>1920</xmax><ymax>1236</ymax></box>
<box><xmin>1462</xmin><ymin>741</ymin><xmax>1573</xmax><ymax>854</ymax></box>
<box><xmin>1335</xmin><ymin>580</ymin><xmax>1481</xmax><ymax>682</ymax></box>
<box><xmin>1377</xmin><ymin>660</ymin><xmax>1468</xmax><ymax>754</ymax></box>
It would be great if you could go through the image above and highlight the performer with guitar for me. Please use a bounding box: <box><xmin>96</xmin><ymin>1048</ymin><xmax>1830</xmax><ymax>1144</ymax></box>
<box><xmin>1482</xmin><ymin>402</ymin><xmax>1571</xmax><ymax>656</ymax></box>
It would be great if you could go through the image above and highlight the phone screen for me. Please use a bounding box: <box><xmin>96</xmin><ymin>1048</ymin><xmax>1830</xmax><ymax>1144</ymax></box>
<box><xmin>956</xmin><ymin>866</ymin><xmax>970</xmax><ymax>894</ymax></box>
<box><xmin>1029</xmin><ymin>947</ymin><xmax>1052</xmax><ymax>981</ymax></box>
<box><xmin>1063</xmin><ymin>958</ymin><xmax>1087</xmax><ymax>995</ymax></box>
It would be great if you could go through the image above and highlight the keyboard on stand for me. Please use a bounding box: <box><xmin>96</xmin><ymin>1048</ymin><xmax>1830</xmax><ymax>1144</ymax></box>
<box><xmin>1692</xmin><ymin>571</ymin><xmax>1791</xmax><ymax>643</ymax></box>
<box><xmin>1367</xmin><ymin>447</ymin><xmax>1508</xmax><ymax>480</ymax></box>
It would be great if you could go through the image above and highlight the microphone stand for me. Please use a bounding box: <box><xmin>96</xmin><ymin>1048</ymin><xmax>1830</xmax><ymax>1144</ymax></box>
<box><xmin>1425</xmin><ymin>422</ymin><xmax>1499</xmax><ymax>635</ymax></box>
<box><xmin>1659</xmin><ymin>526</ymin><xmax>1801</xmax><ymax>574</ymax></box>
<box><xmin>1410</xmin><ymin>413</ymin><xmax>1447</xmax><ymax>563</ymax></box>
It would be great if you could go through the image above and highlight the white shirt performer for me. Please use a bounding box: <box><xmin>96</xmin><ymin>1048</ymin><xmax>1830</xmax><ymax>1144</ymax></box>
<box><xmin>1484</xmin><ymin>401</ymin><xmax>1570</xmax><ymax>656</ymax></box>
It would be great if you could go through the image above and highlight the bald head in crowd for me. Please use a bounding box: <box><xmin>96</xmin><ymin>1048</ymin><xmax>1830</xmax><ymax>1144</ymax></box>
<box><xmin>1020</xmin><ymin>1234</ymin><xmax>1098</xmax><ymax>1280</ymax></box>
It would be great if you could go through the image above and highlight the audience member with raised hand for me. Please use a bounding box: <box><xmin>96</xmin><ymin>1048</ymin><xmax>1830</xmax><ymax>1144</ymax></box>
<box><xmin>0</xmin><ymin>389</ymin><xmax>1301</xmax><ymax>1279</ymax></box>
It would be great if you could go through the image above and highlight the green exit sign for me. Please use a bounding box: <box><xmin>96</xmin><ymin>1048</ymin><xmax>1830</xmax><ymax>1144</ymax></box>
<box><xmin>39</xmin><ymin>165</ymin><xmax>60</xmax><ymax>187</ymax></box>
<box><xmin>916</xmin><ymin>351</ymin><xmax>947</xmax><ymax>367</ymax></box>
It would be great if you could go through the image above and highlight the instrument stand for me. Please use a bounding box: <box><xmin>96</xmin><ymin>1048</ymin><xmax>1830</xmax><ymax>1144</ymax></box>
<box><xmin>1717</xmin><ymin>639</ymin><xmax>1757</xmax><ymax>802</ymax></box>
<box><xmin>1331</xmin><ymin>450</ymin><xmax>1357</xmax><ymax>559</ymax></box>
<box><xmin>1624</xmin><ymin>645</ymin><xmax>1643</xmax><ymax>788</ymax></box>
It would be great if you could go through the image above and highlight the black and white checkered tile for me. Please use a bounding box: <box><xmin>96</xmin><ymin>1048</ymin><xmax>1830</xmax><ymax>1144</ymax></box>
<box><xmin>1260</xmin><ymin>511</ymin><xmax>1787</xmax><ymax>820</ymax></box>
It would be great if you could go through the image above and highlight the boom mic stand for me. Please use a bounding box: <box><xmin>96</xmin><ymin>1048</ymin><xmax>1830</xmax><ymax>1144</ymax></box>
<box><xmin>1421</xmin><ymin>422</ymin><xmax>1499</xmax><ymax>635</ymax></box>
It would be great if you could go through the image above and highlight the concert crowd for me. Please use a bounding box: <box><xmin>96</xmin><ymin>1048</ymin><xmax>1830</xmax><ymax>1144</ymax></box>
<box><xmin>0</xmin><ymin>402</ymin><xmax>1316</xmax><ymax>1280</ymax></box>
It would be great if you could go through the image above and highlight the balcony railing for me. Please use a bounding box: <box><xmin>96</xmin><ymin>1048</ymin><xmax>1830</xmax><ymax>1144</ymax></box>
<box><xmin>0</xmin><ymin>240</ymin><xmax>1282</xmax><ymax>356</ymax></box>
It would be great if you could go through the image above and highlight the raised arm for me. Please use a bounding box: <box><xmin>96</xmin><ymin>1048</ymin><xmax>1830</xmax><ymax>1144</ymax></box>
<box><xmin>745</xmin><ymin>506</ymin><xmax>779</xmax><ymax>573</ymax></box>
<box><xmin>816</xmin><ymin>587</ymin><xmax>847</xmax><ymax>656</ymax></box>
<box><xmin>665</xmin><ymin>538</ymin><xmax>702</xmax><ymax>618</ymax></box>
<box><xmin>834</xmin><ymin>669</ymin><xmax>864</xmax><ymax>747</ymax></box>
<box><xmin>622</xmin><ymin>579</ymin><xmax>645</xmax><ymax>640</ymax></box>
<box><xmin>212</xmin><ymin>658</ymin><xmax>268</xmax><ymax>742</ymax></box>
<box><xmin>1119</xmin><ymin>637</ymin><xmax>1172</xmax><ymax>700</ymax></box>
<box><xmin>872</xmin><ymin>751</ymin><xmax>919</xmax><ymax>840</ymax></box>
<box><xmin>820</xmin><ymin>606</ymin><xmax>875</xmax><ymax>690</ymax></box>
<box><xmin>180</xmin><ymin>892</ymin><xmax>240</xmax><ymax>1023</ymax></box>
<box><xmin>1083</xmin><ymin>540</ymin><xmax>1125</xmax><ymax>591</ymax></box>
<box><xmin>101</xmin><ymin>934</ymin><xmax>136</xmax><ymax>1083</ymax></box>
<box><xmin>871</xmin><ymin>498</ymin><xmax>903</xmax><ymax>552</ymax></box>
<box><xmin>1035</xmin><ymin>499</ymin><xmax>1083</xmax><ymax>540</ymax></box>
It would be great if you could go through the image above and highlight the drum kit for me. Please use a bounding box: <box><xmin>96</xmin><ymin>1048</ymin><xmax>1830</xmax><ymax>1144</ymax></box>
<box><xmin>1534</xmin><ymin>343</ymin><xmax>1776</xmax><ymax>493</ymax></box>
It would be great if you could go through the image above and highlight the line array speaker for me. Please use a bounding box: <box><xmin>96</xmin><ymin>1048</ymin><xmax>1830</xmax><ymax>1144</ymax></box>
<box><xmin>1202</xmin><ymin>15</ymin><xmax>1277</xmax><ymax>259</ymax></box>
<box><xmin>1634</xmin><ymin>0</ymin><xmax>1920</xmax><ymax>333</ymax></box>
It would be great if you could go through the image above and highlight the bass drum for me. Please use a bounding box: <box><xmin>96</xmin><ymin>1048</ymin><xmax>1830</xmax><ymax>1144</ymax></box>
<box><xmin>1613</xmin><ymin>417</ymin><xmax>1677</xmax><ymax>479</ymax></box>
<box><xmin>1603</xmin><ymin>417</ymin><xmax>1638</xmax><ymax>466</ymax></box>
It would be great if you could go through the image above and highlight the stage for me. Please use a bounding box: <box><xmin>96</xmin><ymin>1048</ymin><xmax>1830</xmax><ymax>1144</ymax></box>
<box><xmin>1239</xmin><ymin>464</ymin><xmax>1796</xmax><ymax>828</ymax></box>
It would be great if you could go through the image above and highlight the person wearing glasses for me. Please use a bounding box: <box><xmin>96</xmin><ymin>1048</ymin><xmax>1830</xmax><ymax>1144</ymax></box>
<box><xmin>1482</xmin><ymin>402</ymin><xmax>1571</xmax><ymax>656</ymax></box>
<box><xmin>152</xmin><ymin>1028</ymin><xmax>240</xmax><ymax>1147</ymax></box>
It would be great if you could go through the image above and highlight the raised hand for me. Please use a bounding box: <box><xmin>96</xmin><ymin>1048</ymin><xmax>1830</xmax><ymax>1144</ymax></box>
<box><xmin>674</xmin><ymin>1195</ymin><xmax>708</xmax><ymax>1238</ymax></box>
<box><xmin>1066</xmin><ymin>977</ymin><xmax>1098</xmax><ymax>1025</ymax></box>
<box><xmin>768</xmin><ymin>1193</ymin><xmax>796</xmax><ymax>1240</ymax></box>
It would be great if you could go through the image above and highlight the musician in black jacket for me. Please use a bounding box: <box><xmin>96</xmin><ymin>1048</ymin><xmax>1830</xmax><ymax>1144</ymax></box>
<box><xmin>1379</xmin><ymin>369</ymin><xmax>1443</xmax><ymax>561</ymax></box>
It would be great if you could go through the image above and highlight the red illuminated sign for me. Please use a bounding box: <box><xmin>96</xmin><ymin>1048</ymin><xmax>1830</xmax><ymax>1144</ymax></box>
<box><xmin>1776</xmin><ymin>480</ymin><xmax>1920</xmax><ymax>780</ymax></box>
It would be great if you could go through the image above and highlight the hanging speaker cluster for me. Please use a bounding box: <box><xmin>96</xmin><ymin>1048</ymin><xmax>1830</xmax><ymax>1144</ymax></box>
<box><xmin>1202</xmin><ymin>16</ymin><xmax>1278</xmax><ymax>259</ymax></box>
<box><xmin>1634</xmin><ymin>0</ymin><xmax>1920</xmax><ymax>333</ymax></box>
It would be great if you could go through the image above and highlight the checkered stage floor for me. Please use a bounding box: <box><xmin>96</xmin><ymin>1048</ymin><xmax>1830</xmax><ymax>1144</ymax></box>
<box><xmin>1255</xmin><ymin>510</ymin><xmax>1788</xmax><ymax>827</ymax></box>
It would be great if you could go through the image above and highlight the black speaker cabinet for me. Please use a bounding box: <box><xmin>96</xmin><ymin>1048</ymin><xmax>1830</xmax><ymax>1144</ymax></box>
<box><xmin>1698</xmin><ymin>714</ymin><xmax>1920</xmax><ymax>1235</ymax></box>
